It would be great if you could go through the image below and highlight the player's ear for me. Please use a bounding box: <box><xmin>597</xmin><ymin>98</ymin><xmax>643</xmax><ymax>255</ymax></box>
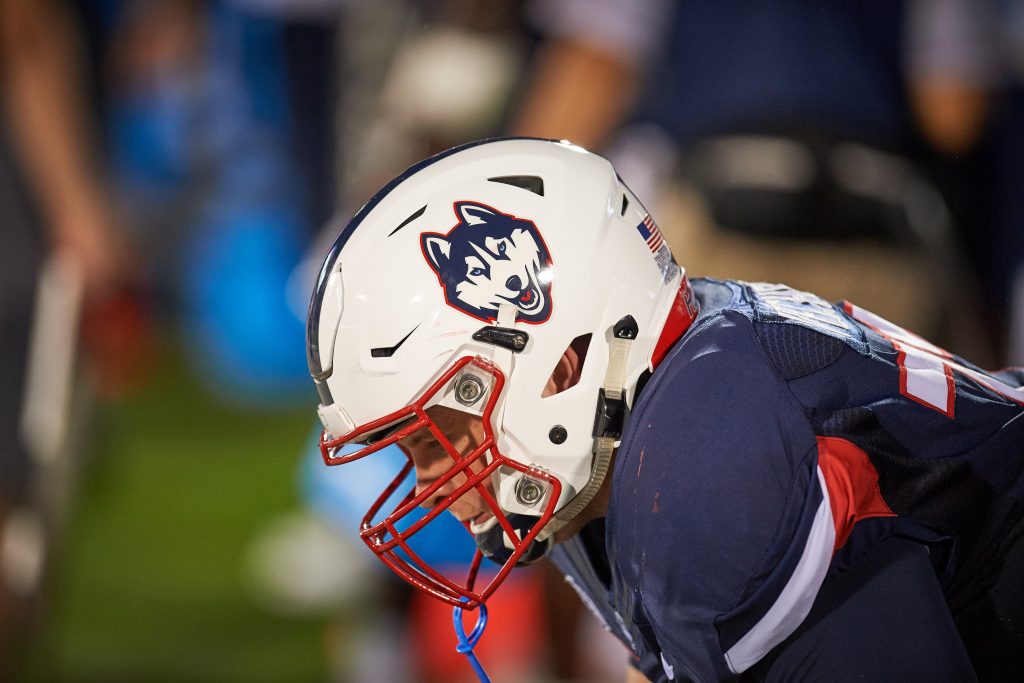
<box><xmin>542</xmin><ymin>336</ymin><xmax>587</xmax><ymax>397</ymax></box>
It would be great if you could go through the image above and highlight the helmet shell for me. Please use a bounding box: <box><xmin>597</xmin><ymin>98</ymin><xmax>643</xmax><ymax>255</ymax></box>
<box><xmin>309</xmin><ymin>138</ymin><xmax>682</xmax><ymax>515</ymax></box>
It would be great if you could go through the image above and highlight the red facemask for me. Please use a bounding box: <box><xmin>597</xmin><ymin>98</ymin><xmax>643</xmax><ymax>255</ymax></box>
<box><xmin>319</xmin><ymin>355</ymin><xmax>562</xmax><ymax>608</ymax></box>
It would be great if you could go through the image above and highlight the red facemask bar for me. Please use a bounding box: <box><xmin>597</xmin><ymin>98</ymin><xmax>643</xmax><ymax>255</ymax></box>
<box><xmin>319</xmin><ymin>356</ymin><xmax>562</xmax><ymax>609</ymax></box>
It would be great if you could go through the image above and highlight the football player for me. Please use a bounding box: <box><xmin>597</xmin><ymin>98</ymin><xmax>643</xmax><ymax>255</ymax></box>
<box><xmin>306</xmin><ymin>138</ymin><xmax>1024</xmax><ymax>682</ymax></box>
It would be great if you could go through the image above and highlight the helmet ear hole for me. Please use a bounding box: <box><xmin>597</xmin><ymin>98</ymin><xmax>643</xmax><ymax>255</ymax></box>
<box><xmin>542</xmin><ymin>334</ymin><xmax>591</xmax><ymax>397</ymax></box>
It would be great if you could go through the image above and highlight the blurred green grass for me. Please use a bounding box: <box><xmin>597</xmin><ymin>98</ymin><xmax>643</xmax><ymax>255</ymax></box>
<box><xmin>28</xmin><ymin>344</ymin><xmax>328</xmax><ymax>682</ymax></box>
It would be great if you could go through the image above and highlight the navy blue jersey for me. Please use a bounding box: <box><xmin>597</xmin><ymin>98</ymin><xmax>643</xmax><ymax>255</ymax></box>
<box><xmin>551</xmin><ymin>278</ymin><xmax>1024</xmax><ymax>682</ymax></box>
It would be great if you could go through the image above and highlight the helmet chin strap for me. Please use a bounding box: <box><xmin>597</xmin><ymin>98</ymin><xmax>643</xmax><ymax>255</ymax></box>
<box><xmin>539</xmin><ymin>274</ymin><xmax>699</xmax><ymax>538</ymax></box>
<box><xmin>539</xmin><ymin>316</ymin><xmax>637</xmax><ymax>541</ymax></box>
<box><xmin>475</xmin><ymin>315</ymin><xmax>632</xmax><ymax>565</ymax></box>
<box><xmin>480</xmin><ymin>276</ymin><xmax>698</xmax><ymax>561</ymax></box>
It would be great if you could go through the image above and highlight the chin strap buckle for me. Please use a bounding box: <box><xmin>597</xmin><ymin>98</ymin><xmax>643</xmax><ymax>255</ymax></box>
<box><xmin>547</xmin><ymin>315</ymin><xmax>638</xmax><ymax>535</ymax></box>
<box><xmin>592</xmin><ymin>388</ymin><xmax>628</xmax><ymax>440</ymax></box>
<box><xmin>593</xmin><ymin>313</ymin><xmax>637</xmax><ymax>439</ymax></box>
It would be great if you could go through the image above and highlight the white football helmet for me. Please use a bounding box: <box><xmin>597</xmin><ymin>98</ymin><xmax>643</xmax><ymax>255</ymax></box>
<box><xmin>308</xmin><ymin>138</ymin><xmax>697</xmax><ymax>607</ymax></box>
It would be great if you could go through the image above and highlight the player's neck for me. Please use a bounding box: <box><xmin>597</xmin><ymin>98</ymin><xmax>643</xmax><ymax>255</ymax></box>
<box><xmin>553</xmin><ymin>450</ymin><xmax>616</xmax><ymax>544</ymax></box>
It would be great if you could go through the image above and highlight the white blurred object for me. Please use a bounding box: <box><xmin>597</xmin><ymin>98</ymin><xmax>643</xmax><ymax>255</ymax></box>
<box><xmin>1</xmin><ymin>508</ymin><xmax>46</xmax><ymax>598</ymax></box>
<box><xmin>20</xmin><ymin>253</ymin><xmax>84</xmax><ymax>466</ymax></box>
<box><xmin>380</xmin><ymin>26</ymin><xmax>524</xmax><ymax>139</ymax></box>
<box><xmin>343</xmin><ymin>613</ymin><xmax>416</xmax><ymax>683</ymax></box>
<box><xmin>243</xmin><ymin>509</ymin><xmax>379</xmax><ymax>616</ymax></box>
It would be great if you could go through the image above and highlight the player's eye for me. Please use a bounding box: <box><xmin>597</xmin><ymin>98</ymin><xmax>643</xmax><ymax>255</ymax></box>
<box><xmin>363</xmin><ymin>416</ymin><xmax>416</xmax><ymax>446</ymax></box>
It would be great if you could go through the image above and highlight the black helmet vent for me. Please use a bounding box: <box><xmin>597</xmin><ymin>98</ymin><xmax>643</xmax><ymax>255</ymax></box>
<box><xmin>488</xmin><ymin>175</ymin><xmax>544</xmax><ymax>197</ymax></box>
<box><xmin>388</xmin><ymin>205</ymin><xmax>427</xmax><ymax>237</ymax></box>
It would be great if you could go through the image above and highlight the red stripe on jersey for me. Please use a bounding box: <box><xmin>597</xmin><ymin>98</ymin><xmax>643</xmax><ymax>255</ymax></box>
<box><xmin>816</xmin><ymin>436</ymin><xmax>895</xmax><ymax>552</ymax></box>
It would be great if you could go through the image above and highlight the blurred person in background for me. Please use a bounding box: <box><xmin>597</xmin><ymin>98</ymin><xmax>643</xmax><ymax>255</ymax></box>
<box><xmin>0</xmin><ymin>0</ymin><xmax>137</xmax><ymax>674</ymax></box>
<box><xmin>511</xmin><ymin>0</ymin><xmax>1002</xmax><ymax>365</ymax></box>
<box><xmin>5</xmin><ymin>0</ymin><xmax>334</xmax><ymax>675</ymax></box>
<box><xmin>83</xmin><ymin>0</ymin><xmax>336</xmax><ymax>401</ymax></box>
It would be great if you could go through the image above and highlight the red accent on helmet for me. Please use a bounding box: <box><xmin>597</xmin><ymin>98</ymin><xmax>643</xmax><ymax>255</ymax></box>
<box><xmin>652</xmin><ymin>275</ymin><xmax>699</xmax><ymax>368</ymax></box>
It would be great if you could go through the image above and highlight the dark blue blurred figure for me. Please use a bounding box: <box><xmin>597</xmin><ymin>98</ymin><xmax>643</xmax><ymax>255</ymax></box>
<box><xmin>181</xmin><ymin>4</ymin><xmax>314</xmax><ymax>404</ymax></box>
<box><xmin>637</xmin><ymin>3</ymin><xmax>940</xmax><ymax>241</ymax></box>
<box><xmin>515</xmin><ymin>0</ymin><xmax>998</xmax><ymax>358</ymax></box>
<box><xmin>88</xmin><ymin>0</ymin><xmax>341</xmax><ymax>404</ymax></box>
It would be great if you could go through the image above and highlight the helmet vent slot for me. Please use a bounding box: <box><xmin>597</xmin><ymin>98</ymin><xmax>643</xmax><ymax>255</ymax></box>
<box><xmin>620</xmin><ymin>193</ymin><xmax>630</xmax><ymax>216</ymax></box>
<box><xmin>487</xmin><ymin>175</ymin><xmax>544</xmax><ymax>197</ymax></box>
<box><xmin>370</xmin><ymin>326</ymin><xmax>419</xmax><ymax>358</ymax></box>
<box><xmin>543</xmin><ymin>334</ymin><xmax>591</xmax><ymax>397</ymax></box>
<box><xmin>388</xmin><ymin>205</ymin><xmax>427</xmax><ymax>237</ymax></box>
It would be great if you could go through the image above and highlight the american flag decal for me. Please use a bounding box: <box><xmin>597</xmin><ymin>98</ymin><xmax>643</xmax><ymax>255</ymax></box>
<box><xmin>637</xmin><ymin>214</ymin><xmax>664</xmax><ymax>252</ymax></box>
<box><xmin>636</xmin><ymin>214</ymin><xmax>678</xmax><ymax>284</ymax></box>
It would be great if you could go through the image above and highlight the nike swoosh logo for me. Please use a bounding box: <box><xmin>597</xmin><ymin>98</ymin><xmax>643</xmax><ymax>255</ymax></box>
<box><xmin>370</xmin><ymin>325</ymin><xmax>418</xmax><ymax>358</ymax></box>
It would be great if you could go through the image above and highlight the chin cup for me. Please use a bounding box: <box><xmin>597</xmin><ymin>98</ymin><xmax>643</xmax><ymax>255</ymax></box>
<box><xmin>475</xmin><ymin>513</ymin><xmax>552</xmax><ymax>566</ymax></box>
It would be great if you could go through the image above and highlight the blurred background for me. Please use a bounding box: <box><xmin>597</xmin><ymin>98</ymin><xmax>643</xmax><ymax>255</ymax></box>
<box><xmin>1</xmin><ymin>0</ymin><xmax>1022</xmax><ymax>681</ymax></box>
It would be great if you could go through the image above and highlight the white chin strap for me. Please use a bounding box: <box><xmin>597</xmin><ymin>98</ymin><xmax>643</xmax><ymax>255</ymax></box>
<box><xmin>539</xmin><ymin>323</ymin><xmax>633</xmax><ymax>541</ymax></box>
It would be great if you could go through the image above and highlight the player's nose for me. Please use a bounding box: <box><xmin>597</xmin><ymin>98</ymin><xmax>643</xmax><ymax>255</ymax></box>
<box><xmin>414</xmin><ymin>471</ymin><xmax>455</xmax><ymax>509</ymax></box>
<box><xmin>407</xmin><ymin>452</ymin><xmax>454</xmax><ymax>508</ymax></box>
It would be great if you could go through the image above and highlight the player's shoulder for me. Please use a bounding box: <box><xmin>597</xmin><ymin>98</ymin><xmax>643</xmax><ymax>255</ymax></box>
<box><xmin>683</xmin><ymin>278</ymin><xmax>868</xmax><ymax>381</ymax></box>
<box><xmin>659</xmin><ymin>277</ymin><xmax>771</xmax><ymax>372</ymax></box>
<box><xmin>628</xmin><ymin>279</ymin><xmax>834</xmax><ymax>448</ymax></box>
<box><xmin>607</xmin><ymin>282</ymin><xmax>842</xmax><ymax>678</ymax></box>
<box><xmin>612</xmin><ymin>279</ymin><xmax>824</xmax><ymax>608</ymax></box>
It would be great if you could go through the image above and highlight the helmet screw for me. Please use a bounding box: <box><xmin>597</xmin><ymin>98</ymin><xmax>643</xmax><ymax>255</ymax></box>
<box><xmin>454</xmin><ymin>374</ymin><xmax>485</xmax><ymax>406</ymax></box>
<box><xmin>548</xmin><ymin>425</ymin><xmax>568</xmax><ymax>444</ymax></box>
<box><xmin>516</xmin><ymin>477</ymin><xmax>545</xmax><ymax>506</ymax></box>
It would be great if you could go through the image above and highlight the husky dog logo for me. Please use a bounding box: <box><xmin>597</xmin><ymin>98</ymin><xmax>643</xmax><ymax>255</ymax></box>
<box><xmin>421</xmin><ymin>201</ymin><xmax>554</xmax><ymax>323</ymax></box>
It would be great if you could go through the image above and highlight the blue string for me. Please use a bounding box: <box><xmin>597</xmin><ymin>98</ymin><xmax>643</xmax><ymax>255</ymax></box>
<box><xmin>452</xmin><ymin>598</ymin><xmax>492</xmax><ymax>683</ymax></box>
